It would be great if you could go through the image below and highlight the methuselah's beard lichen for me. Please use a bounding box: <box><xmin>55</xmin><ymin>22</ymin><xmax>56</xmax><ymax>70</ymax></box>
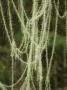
<box><xmin>0</xmin><ymin>0</ymin><xmax>67</xmax><ymax>90</ymax></box>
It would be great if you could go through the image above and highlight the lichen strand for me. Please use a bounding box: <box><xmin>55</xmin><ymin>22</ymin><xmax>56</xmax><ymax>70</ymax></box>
<box><xmin>0</xmin><ymin>0</ymin><xmax>67</xmax><ymax>90</ymax></box>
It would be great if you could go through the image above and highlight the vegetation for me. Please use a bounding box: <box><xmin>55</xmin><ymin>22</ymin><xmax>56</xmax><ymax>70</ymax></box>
<box><xmin>0</xmin><ymin>0</ymin><xmax>67</xmax><ymax>90</ymax></box>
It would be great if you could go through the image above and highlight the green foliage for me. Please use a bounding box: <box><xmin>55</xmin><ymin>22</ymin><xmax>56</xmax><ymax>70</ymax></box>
<box><xmin>49</xmin><ymin>32</ymin><xmax>65</xmax><ymax>48</ymax></box>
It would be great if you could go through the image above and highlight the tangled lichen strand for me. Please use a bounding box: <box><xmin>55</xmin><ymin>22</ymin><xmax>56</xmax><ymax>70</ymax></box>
<box><xmin>0</xmin><ymin>82</ymin><xmax>7</xmax><ymax>90</ymax></box>
<box><xmin>0</xmin><ymin>0</ymin><xmax>67</xmax><ymax>90</ymax></box>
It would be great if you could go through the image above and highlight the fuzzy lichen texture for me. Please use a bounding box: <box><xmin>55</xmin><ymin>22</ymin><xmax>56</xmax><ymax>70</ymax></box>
<box><xmin>0</xmin><ymin>0</ymin><xmax>67</xmax><ymax>90</ymax></box>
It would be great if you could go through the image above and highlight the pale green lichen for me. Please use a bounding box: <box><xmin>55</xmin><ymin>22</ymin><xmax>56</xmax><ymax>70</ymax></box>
<box><xmin>0</xmin><ymin>0</ymin><xmax>67</xmax><ymax>90</ymax></box>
